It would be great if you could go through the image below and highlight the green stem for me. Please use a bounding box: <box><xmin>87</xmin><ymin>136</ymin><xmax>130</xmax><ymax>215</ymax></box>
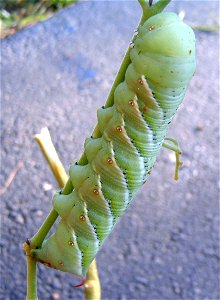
<box><xmin>30</xmin><ymin>209</ymin><xmax>58</xmax><ymax>249</ymax></box>
<box><xmin>30</xmin><ymin>191</ymin><xmax>73</xmax><ymax>249</ymax></box>
<box><xmin>29</xmin><ymin>0</ymin><xmax>172</xmax><ymax>249</ymax></box>
<box><xmin>30</xmin><ymin>179</ymin><xmax>73</xmax><ymax>248</ymax></box>
<box><xmin>23</xmin><ymin>242</ymin><xmax>38</xmax><ymax>300</ymax></box>
<box><xmin>139</xmin><ymin>0</ymin><xmax>171</xmax><ymax>23</ymax></box>
<box><xmin>191</xmin><ymin>24</ymin><xmax>219</xmax><ymax>32</ymax></box>
<box><xmin>30</xmin><ymin>177</ymin><xmax>73</xmax><ymax>248</ymax></box>
<box><xmin>26</xmin><ymin>256</ymin><xmax>38</xmax><ymax>300</ymax></box>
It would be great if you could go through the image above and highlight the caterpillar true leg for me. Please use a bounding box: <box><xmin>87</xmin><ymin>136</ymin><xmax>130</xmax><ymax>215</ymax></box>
<box><xmin>162</xmin><ymin>138</ymin><xmax>182</xmax><ymax>180</ymax></box>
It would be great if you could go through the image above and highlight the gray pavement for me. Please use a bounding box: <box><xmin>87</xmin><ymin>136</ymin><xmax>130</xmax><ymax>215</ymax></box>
<box><xmin>1</xmin><ymin>1</ymin><xmax>219</xmax><ymax>299</ymax></box>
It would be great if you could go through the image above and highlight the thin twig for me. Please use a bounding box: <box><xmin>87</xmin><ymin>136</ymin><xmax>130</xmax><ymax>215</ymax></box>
<box><xmin>0</xmin><ymin>160</ymin><xmax>24</xmax><ymax>196</ymax></box>
<box><xmin>23</xmin><ymin>242</ymin><xmax>38</xmax><ymax>300</ymax></box>
<box><xmin>162</xmin><ymin>138</ymin><xmax>182</xmax><ymax>181</ymax></box>
<box><xmin>191</xmin><ymin>24</ymin><xmax>219</xmax><ymax>32</ymax></box>
<box><xmin>34</xmin><ymin>127</ymin><xmax>68</xmax><ymax>187</ymax></box>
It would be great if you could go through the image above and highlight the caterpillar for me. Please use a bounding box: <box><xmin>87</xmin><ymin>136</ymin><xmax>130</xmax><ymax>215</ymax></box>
<box><xmin>32</xmin><ymin>12</ymin><xmax>196</xmax><ymax>280</ymax></box>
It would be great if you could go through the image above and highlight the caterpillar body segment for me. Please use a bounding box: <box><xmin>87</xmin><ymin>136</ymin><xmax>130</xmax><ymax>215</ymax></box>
<box><xmin>32</xmin><ymin>12</ymin><xmax>196</xmax><ymax>278</ymax></box>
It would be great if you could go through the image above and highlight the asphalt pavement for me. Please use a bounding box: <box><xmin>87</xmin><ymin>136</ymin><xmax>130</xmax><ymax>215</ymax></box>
<box><xmin>1</xmin><ymin>1</ymin><xmax>219</xmax><ymax>299</ymax></box>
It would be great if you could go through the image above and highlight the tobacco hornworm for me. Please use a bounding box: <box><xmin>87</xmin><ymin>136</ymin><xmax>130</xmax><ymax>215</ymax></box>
<box><xmin>32</xmin><ymin>12</ymin><xmax>196</xmax><ymax>279</ymax></box>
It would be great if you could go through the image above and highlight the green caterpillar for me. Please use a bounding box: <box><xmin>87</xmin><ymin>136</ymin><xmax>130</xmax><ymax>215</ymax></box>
<box><xmin>32</xmin><ymin>12</ymin><xmax>196</xmax><ymax>280</ymax></box>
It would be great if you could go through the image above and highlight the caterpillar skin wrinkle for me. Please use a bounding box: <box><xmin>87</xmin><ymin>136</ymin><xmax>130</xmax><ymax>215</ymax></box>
<box><xmin>32</xmin><ymin>12</ymin><xmax>196</xmax><ymax>279</ymax></box>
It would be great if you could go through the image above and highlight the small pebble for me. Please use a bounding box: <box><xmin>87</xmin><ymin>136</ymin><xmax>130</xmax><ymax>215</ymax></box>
<box><xmin>194</xmin><ymin>125</ymin><xmax>203</xmax><ymax>132</ymax></box>
<box><xmin>194</xmin><ymin>287</ymin><xmax>201</xmax><ymax>294</ymax></box>
<box><xmin>43</xmin><ymin>182</ymin><xmax>53</xmax><ymax>191</ymax></box>
<box><xmin>16</xmin><ymin>213</ymin><xmax>24</xmax><ymax>224</ymax></box>
<box><xmin>36</xmin><ymin>210</ymin><xmax>43</xmax><ymax>217</ymax></box>
<box><xmin>172</xmin><ymin>282</ymin><xmax>182</xmax><ymax>295</ymax></box>
<box><xmin>192</xmin><ymin>169</ymin><xmax>199</xmax><ymax>177</ymax></box>
<box><xmin>136</xmin><ymin>276</ymin><xmax>148</xmax><ymax>285</ymax></box>
<box><xmin>154</xmin><ymin>257</ymin><xmax>163</xmax><ymax>265</ymax></box>
<box><xmin>52</xmin><ymin>292</ymin><xmax>60</xmax><ymax>300</ymax></box>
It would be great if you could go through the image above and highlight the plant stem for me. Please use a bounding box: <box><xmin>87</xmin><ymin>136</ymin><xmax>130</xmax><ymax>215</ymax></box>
<box><xmin>26</xmin><ymin>256</ymin><xmax>38</xmax><ymax>300</ymax></box>
<box><xmin>84</xmin><ymin>260</ymin><xmax>101</xmax><ymax>300</ymax></box>
<box><xmin>34</xmin><ymin>127</ymin><xmax>69</xmax><ymax>187</ymax></box>
<box><xmin>30</xmin><ymin>209</ymin><xmax>59</xmax><ymax>249</ymax></box>
<box><xmin>191</xmin><ymin>24</ymin><xmax>219</xmax><ymax>32</ymax></box>
<box><xmin>162</xmin><ymin>138</ymin><xmax>182</xmax><ymax>180</ymax></box>
<box><xmin>23</xmin><ymin>242</ymin><xmax>38</xmax><ymax>300</ymax></box>
<box><xmin>139</xmin><ymin>0</ymin><xmax>171</xmax><ymax>22</ymax></box>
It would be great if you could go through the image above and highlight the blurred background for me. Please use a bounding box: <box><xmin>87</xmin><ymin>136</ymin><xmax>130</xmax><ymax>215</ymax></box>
<box><xmin>1</xmin><ymin>0</ymin><xmax>219</xmax><ymax>299</ymax></box>
<box><xmin>0</xmin><ymin>0</ymin><xmax>76</xmax><ymax>39</ymax></box>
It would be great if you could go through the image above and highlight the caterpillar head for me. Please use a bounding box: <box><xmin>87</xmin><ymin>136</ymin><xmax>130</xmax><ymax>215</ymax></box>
<box><xmin>132</xmin><ymin>12</ymin><xmax>196</xmax><ymax>88</ymax></box>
